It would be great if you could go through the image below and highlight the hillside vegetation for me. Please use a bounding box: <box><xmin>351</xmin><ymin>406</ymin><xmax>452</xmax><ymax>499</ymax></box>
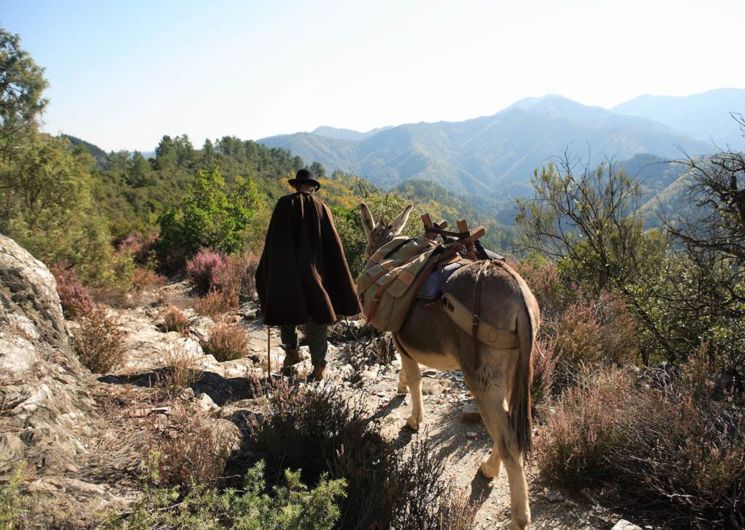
<box><xmin>1</xmin><ymin>26</ymin><xmax>744</xmax><ymax>530</ymax></box>
<box><xmin>259</xmin><ymin>95</ymin><xmax>716</xmax><ymax>199</ymax></box>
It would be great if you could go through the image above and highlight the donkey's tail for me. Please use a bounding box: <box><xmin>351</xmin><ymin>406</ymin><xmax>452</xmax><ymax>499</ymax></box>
<box><xmin>507</xmin><ymin>269</ymin><xmax>539</xmax><ymax>459</ymax></box>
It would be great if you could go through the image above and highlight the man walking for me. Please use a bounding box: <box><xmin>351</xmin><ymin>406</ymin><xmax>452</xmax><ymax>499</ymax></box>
<box><xmin>256</xmin><ymin>169</ymin><xmax>361</xmax><ymax>381</ymax></box>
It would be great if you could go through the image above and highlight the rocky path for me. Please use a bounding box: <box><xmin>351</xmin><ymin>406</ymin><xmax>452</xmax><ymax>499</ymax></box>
<box><xmin>88</xmin><ymin>281</ymin><xmax>642</xmax><ymax>530</ymax></box>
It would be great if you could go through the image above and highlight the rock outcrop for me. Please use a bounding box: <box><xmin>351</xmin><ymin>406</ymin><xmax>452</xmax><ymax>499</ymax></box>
<box><xmin>0</xmin><ymin>234</ymin><xmax>106</xmax><ymax>525</ymax></box>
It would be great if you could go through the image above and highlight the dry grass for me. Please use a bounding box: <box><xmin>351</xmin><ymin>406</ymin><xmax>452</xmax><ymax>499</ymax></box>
<box><xmin>202</xmin><ymin>323</ymin><xmax>251</xmax><ymax>362</ymax></box>
<box><xmin>159</xmin><ymin>305</ymin><xmax>190</xmax><ymax>334</ymax></box>
<box><xmin>71</xmin><ymin>305</ymin><xmax>127</xmax><ymax>373</ymax></box>
<box><xmin>157</xmin><ymin>345</ymin><xmax>202</xmax><ymax>397</ymax></box>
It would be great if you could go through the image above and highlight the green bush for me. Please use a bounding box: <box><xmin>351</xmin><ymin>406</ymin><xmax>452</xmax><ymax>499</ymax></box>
<box><xmin>157</xmin><ymin>170</ymin><xmax>261</xmax><ymax>271</ymax></box>
<box><xmin>246</xmin><ymin>382</ymin><xmax>475</xmax><ymax>529</ymax></box>
<box><xmin>105</xmin><ymin>461</ymin><xmax>345</xmax><ymax>530</ymax></box>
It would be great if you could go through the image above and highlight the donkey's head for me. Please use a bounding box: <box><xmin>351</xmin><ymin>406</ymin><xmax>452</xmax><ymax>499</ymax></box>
<box><xmin>359</xmin><ymin>203</ymin><xmax>414</xmax><ymax>257</ymax></box>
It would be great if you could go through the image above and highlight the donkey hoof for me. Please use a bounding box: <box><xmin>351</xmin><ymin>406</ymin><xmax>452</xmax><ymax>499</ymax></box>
<box><xmin>397</xmin><ymin>384</ymin><xmax>408</xmax><ymax>395</ymax></box>
<box><xmin>405</xmin><ymin>416</ymin><xmax>420</xmax><ymax>432</ymax></box>
<box><xmin>510</xmin><ymin>517</ymin><xmax>530</xmax><ymax>530</ymax></box>
<box><xmin>479</xmin><ymin>460</ymin><xmax>499</xmax><ymax>480</ymax></box>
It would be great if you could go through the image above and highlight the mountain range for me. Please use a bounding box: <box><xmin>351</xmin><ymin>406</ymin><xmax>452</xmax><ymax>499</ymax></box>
<box><xmin>259</xmin><ymin>89</ymin><xmax>745</xmax><ymax>201</ymax></box>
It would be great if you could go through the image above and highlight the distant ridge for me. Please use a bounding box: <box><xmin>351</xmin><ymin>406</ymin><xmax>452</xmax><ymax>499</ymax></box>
<box><xmin>312</xmin><ymin>125</ymin><xmax>393</xmax><ymax>141</ymax></box>
<box><xmin>259</xmin><ymin>94</ymin><xmax>714</xmax><ymax>198</ymax></box>
<box><xmin>613</xmin><ymin>88</ymin><xmax>745</xmax><ymax>149</ymax></box>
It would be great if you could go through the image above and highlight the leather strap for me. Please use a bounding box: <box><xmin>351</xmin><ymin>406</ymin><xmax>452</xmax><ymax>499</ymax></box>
<box><xmin>471</xmin><ymin>261</ymin><xmax>489</xmax><ymax>367</ymax></box>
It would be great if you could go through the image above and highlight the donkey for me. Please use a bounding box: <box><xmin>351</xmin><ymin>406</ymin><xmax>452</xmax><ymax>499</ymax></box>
<box><xmin>359</xmin><ymin>203</ymin><xmax>540</xmax><ymax>530</ymax></box>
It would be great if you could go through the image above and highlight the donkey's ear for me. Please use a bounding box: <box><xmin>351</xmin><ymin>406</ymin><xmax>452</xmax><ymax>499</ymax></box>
<box><xmin>390</xmin><ymin>204</ymin><xmax>414</xmax><ymax>235</ymax></box>
<box><xmin>358</xmin><ymin>203</ymin><xmax>375</xmax><ymax>242</ymax></box>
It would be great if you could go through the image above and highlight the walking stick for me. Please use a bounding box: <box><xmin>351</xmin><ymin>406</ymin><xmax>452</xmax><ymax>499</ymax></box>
<box><xmin>266</xmin><ymin>326</ymin><xmax>271</xmax><ymax>383</ymax></box>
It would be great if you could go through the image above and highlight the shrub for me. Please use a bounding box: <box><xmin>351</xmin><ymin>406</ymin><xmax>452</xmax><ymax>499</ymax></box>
<box><xmin>51</xmin><ymin>263</ymin><xmax>94</xmax><ymax>319</ymax></box>
<box><xmin>159</xmin><ymin>305</ymin><xmax>190</xmax><ymax>334</ymax></box>
<box><xmin>540</xmin><ymin>291</ymin><xmax>639</xmax><ymax>393</ymax></box>
<box><xmin>185</xmin><ymin>249</ymin><xmax>226</xmax><ymax>294</ymax></box>
<box><xmin>156</xmin><ymin>170</ymin><xmax>260</xmax><ymax>272</ymax></box>
<box><xmin>157</xmin><ymin>345</ymin><xmax>202</xmax><ymax>397</ymax></box>
<box><xmin>513</xmin><ymin>257</ymin><xmax>570</xmax><ymax>321</ymax></box>
<box><xmin>146</xmin><ymin>408</ymin><xmax>231</xmax><ymax>490</ymax></box>
<box><xmin>246</xmin><ymin>383</ymin><xmax>476</xmax><ymax>529</ymax></box>
<box><xmin>531</xmin><ymin>337</ymin><xmax>558</xmax><ymax>410</ymax></box>
<box><xmin>212</xmin><ymin>252</ymin><xmax>258</xmax><ymax>304</ymax></box>
<box><xmin>72</xmin><ymin>305</ymin><xmax>127</xmax><ymax>373</ymax></box>
<box><xmin>131</xmin><ymin>266</ymin><xmax>166</xmax><ymax>292</ymax></box>
<box><xmin>193</xmin><ymin>290</ymin><xmax>234</xmax><ymax>317</ymax></box>
<box><xmin>536</xmin><ymin>366</ymin><xmax>630</xmax><ymax>485</ymax></box>
<box><xmin>104</xmin><ymin>461</ymin><xmax>345</xmax><ymax>530</ymax></box>
<box><xmin>536</xmin><ymin>365</ymin><xmax>745</xmax><ymax>528</ymax></box>
<box><xmin>203</xmin><ymin>323</ymin><xmax>251</xmax><ymax>362</ymax></box>
<box><xmin>595</xmin><ymin>290</ymin><xmax>639</xmax><ymax>365</ymax></box>
<box><xmin>117</xmin><ymin>232</ymin><xmax>158</xmax><ymax>266</ymax></box>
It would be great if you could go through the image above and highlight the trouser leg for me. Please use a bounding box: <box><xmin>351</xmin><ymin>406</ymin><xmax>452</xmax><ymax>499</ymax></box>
<box><xmin>305</xmin><ymin>321</ymin><xmax>328</xmax><ymax>367</ymax></box>
<box><xmin>280</xmin><ymin>325</ymin><xmax>298</xmax><ymax>348</ymax></box>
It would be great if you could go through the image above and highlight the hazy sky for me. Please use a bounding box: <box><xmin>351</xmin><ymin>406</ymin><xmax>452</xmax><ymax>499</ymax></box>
<box><xmin>2</xmin><ymin>0</ymin><xmax>743</xmax><ymax>152</ymax></box>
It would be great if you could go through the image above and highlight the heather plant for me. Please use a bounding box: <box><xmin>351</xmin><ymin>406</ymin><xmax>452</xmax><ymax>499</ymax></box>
<box><xmin>71</xmin><ymin>304</ymin><xmax>127</xmax><ymax>373</ymax></box>
<box><xmin>146</xmin><ymin>409</ymin><xmax>232</xmax><ymax>490</ymax></box>
<box><xmin>193</xmin><ymin>290</ymin><xmax>235</xmax><ymax>317</ymax></box>
<box><xmin>536</xmin><ymin>364</ymin><xmax>745</xmax><ymax>528</ymax></box>
<box><xmin>117</xmin><ymin>232</ymin><xmax>159</xmax><ymax>266</ymax></box>
<box><xmin>202</xmin><ymin>323</ymin><xmax>251</xmax><ymax>362</ymax></box>
<box><xmin>51</xmin><ymin>263</ymin><xmax>94</xmax><ymax>319</ymax></box>
<box><xmin>211</xmin><ymin>252</ymin><xmax>258</xmax><ymax>304</ymax></box>
<box><xmin>185</xmin><ymin>249</ymin><xmax>226</xmax><ymax>294</ymax></box>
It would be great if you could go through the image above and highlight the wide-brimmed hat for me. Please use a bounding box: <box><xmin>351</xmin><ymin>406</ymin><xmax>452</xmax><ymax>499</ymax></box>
<box><xmin>288</xmin><ymin>168</ymin><xmax>320</xmax><ymax>191</ymax></box>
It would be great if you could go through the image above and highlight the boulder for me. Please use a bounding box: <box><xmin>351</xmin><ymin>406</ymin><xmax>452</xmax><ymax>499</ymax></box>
<box><xmin>611</xmin><ymin>520</ymin><xmax>642</xmax><ymax>530</ymax></box>
<box><xmin>0</xmin><ymin>234</ymin><xmax>114</xmax><ymax>525</ymax></box>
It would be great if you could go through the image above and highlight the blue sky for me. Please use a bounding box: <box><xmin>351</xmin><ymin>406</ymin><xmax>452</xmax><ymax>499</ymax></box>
<box><xmin>2</xmin><ymin>0</ymin><xmax>743</xmax><ymax>151</ymax></box>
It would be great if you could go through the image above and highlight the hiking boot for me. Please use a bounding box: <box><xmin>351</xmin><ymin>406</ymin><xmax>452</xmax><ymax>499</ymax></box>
<box><xmin>282</xmin><ymin>347</ymin><xmax>302</xmax><ymax>370</ymax></box>
<box><xmin>306</xmin><ymin>364</ymin><xmax>326</xmax><ymax>383</ymax></box>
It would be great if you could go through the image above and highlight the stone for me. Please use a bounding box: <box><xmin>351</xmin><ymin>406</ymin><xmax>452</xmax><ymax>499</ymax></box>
<box><xmin>466</xmin><ymin>431</ymin><xmax>479</xmax><ymax>440</ymax></box>
<box><xmin>611</xmin><ymin>520</ymin><xmax>642</xmax><ymax>530</ymax></box>
<box><xmin>196</xmin><ymin>392</ymin><xmax>219</xmax><ymax>414</ymax></box>
<box><xmin>460</xmin><ymin>402</ymin><xmax>482</xmax><ymax>423</ymax></box>
<box><xmin>544</xmin><ymin>489</ymin><xmax>565</xmax><ymax>503</ymax></box>
<box><xmin>0</xmin><ymin>234</ymin><xmax>111</xmax><ymax>527</ymax></box>
<box><xmin>178</xmin><ymin>387</ymin><xmax>196</xmax><ymax>401</ymax></box>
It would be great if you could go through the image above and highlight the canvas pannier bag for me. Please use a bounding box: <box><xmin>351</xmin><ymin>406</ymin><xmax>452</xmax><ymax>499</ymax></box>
<box><xmin>357</xmin><ymin>236</ymin><xmax>440</xmax><ymax>332</ymax></box>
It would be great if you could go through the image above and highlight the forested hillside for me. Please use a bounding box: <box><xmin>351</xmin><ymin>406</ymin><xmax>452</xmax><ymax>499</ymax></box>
<box><xmin>259</xmin><ymin>95</ymin><xmax>715</xmax><ymax>198</ymax></box>
<box><xmin>614</xmin><ymin>88</ymin><xmax>745</xmax><ymax>148</ymax></box>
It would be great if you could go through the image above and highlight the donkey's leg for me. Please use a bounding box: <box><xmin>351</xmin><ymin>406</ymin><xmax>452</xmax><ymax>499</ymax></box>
<box><xmin>473</xmin><ymin>389</ymin><xmax>504</xmax><ymax>480</ymax></box>
<box><xmin>397</xmin><ymin>360</ymin><xmax>408</xmax><ymax>394</ymax></box>
<box><xmin>476</xmin><ymin>389</ymin><xmax>530</xmax><ymax>530</ymax></box>
<box><xmin>400</xmin><ymin>355</ymin><xmax>424</xmax><ymax>431</ymax></box>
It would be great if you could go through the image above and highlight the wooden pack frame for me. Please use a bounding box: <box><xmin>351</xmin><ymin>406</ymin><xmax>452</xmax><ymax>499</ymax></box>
<box><xmin>421</xmin><ymin>213</ymin><xmax>485</xmax><ymax>259</ymax></box>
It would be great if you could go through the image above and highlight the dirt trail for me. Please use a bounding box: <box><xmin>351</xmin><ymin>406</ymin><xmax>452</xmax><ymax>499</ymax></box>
<box><xmin>88</xmin><ymin>281</ymin><xmax>634</xmax><ymax>529</ymax></box>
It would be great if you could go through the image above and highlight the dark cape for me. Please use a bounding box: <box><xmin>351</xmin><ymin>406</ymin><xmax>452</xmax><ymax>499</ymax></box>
<box><xmin>255</xmin><ymin>192</ymin><xmax>361</xmax><ymax>325</ymax></box>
